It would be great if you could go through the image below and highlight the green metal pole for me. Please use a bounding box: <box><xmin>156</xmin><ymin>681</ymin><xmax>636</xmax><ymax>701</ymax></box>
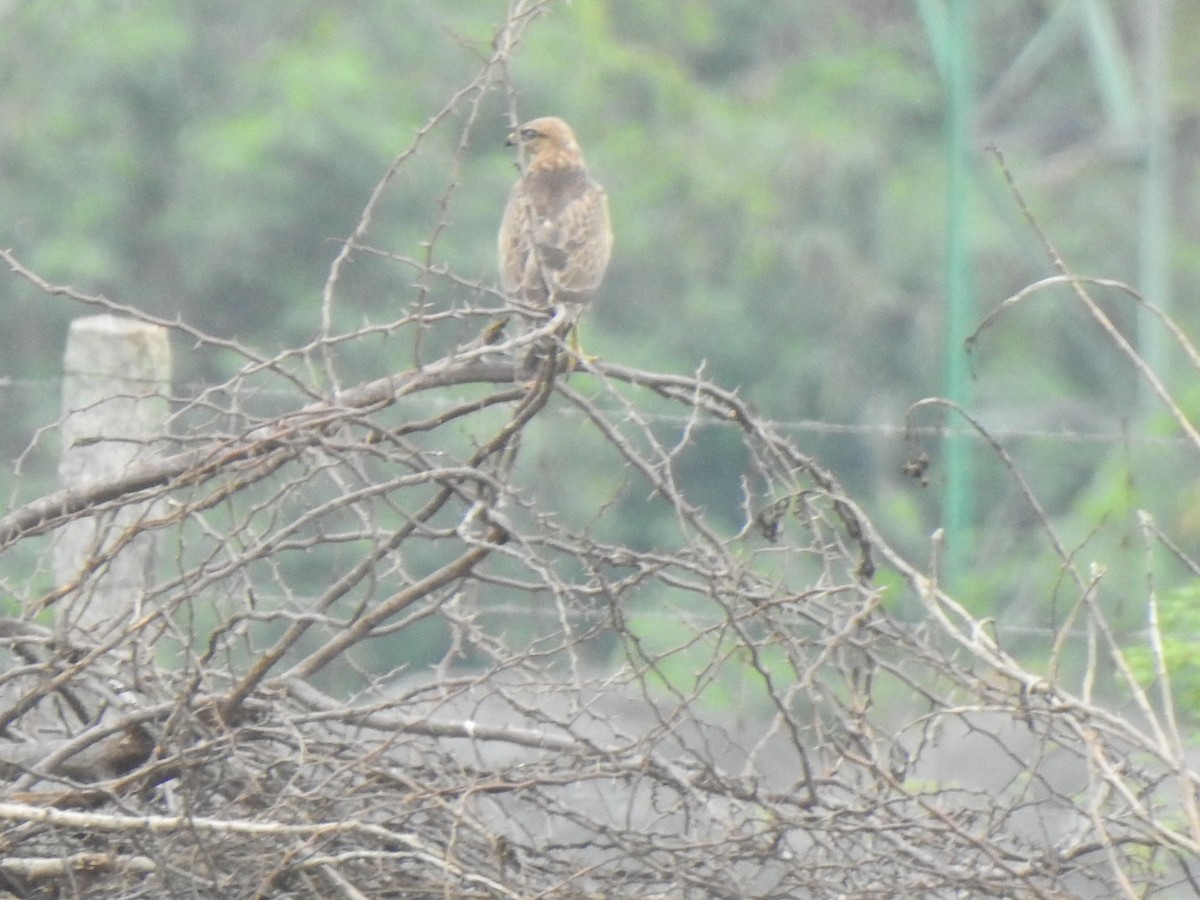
<box><xmin>941</xmin><ymin>0</ymin><xmax>974</xmax><ymax>585</ymax></box>
<box><xmin>1138</xmin><ymin>0</ymin><xmax>1172</xmax><ymax>405</ymax></box>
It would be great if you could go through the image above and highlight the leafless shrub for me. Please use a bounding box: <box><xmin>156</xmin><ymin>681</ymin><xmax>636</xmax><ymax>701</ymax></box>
<box><xmin>0</xmin><ymin>8</ymin><xmax>1198</xmax><ymax>899</ymax></box>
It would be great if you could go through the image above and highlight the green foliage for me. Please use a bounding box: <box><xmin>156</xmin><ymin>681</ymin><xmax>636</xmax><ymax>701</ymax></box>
<box><xmin>1126</xmin><ymin>584</ymin><xmax>1200</xmax><ymax>719</ymax></box>
<box><xmin>5</xmin><ymin>3</ymin><xmax>1200</xmax><ymax>675</ymax></box>
<box><xmin>622</xmin><ymin>593</ymin><xmax>794</xmax><ymax>716</ymax></box>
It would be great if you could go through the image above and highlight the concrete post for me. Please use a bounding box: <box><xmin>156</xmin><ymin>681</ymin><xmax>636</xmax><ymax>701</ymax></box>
<box><xmin>53</xmin><ymin>315</ymin><xmax>171</xmax><ymax>637</ymax></box>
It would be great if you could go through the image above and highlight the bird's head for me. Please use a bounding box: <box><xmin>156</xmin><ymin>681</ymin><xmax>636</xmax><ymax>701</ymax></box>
<box><xmin>506</xmin><ymin>116</ymin><xmax>583</xmax><ymax>169</ymax></box>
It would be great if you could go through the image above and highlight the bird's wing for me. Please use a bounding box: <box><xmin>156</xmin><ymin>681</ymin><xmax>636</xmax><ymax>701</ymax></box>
<box><xmin>497</xmin><ymin>181</ymin><xmax>533</xmax><ymax>295</ymax></box>
<box><xmin>499</xmin><ymin>173</ymin><xmax>612</xmax><ymax>301</ymax></box>
<box><xmin>541</xmin><ymin>181</ymin><xmax>612</xmax><ymax>294</ymax></box>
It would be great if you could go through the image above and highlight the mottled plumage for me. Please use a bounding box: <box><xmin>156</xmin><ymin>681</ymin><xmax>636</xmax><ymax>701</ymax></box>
<box><xmin>498</xmin><ymin>117</ymin><xmax>612</xmax><ymax>310</ymax></box>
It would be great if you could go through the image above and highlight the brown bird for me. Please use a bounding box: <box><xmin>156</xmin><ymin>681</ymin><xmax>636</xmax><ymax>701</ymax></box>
<box><xmin>498</xmin><ymin>117</ymin><xmax>612</xmax><ymax>370</ymax></box>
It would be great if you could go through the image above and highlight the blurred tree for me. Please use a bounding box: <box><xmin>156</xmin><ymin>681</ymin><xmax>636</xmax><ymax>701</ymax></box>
<box><xmin>3</xmin><ymin>1</ymin><xmax>1199</xmax><ymax>629</ymax></box>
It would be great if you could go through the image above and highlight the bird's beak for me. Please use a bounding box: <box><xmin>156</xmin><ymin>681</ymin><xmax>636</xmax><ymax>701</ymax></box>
<box><xmin>505</xmin><ymin>131</ymin><xmax>517</xmax><ymax>147</ymax></box>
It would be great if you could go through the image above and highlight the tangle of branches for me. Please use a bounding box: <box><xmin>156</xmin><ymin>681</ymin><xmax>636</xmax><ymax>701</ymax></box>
<box><xmin>1</xmin><ymin>6</ymin><xmax>1199</xmax><ymax>898</ymax></box>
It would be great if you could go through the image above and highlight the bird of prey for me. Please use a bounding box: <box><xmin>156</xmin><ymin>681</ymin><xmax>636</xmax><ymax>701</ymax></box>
<box><xmin>498</xmin><ymin>116</ymin><xmax>612</xmax><ymax>372</ymax></box>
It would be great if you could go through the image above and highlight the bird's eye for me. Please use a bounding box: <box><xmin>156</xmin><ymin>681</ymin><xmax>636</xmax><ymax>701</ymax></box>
<box><xmin>520</xmin><ymin>128</ymin><xmax>539</xmax><ymax>141</ymax></box>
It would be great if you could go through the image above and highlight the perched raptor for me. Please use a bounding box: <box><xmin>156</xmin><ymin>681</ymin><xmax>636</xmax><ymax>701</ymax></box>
<box><xmin>498</xmin><ymin>116</ymin><xmax>612</xmax><ymax>369</ymax></box>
